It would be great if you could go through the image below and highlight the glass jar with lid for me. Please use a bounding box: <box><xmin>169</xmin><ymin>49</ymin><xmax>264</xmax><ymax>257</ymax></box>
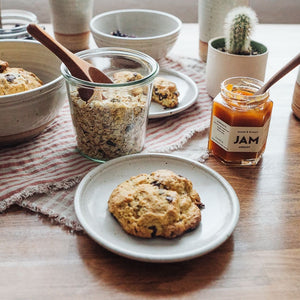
<box><xmin>208</xmin><ymin>77</ymin><xmax>273</xmax><ymax>166</ymax></box>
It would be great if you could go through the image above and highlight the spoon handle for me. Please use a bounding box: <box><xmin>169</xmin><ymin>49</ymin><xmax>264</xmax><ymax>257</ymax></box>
<box><xmin>256</xmin><ymin>52</ymin><xmax>300</xmax><ymax>95</ymax></box>
<box><xmin>27</xmin><ymin>24</ymin><xmax>91</xmax><ymax>81</ymax></box>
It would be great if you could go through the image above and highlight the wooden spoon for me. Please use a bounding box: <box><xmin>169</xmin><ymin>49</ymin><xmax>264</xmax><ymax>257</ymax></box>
<box><xmin>255</xmin><ymin>52</ymin><xmax>300</xmax><ymax>95</ymax></box>
<box><xmin>27</xmin><ymin>24</ymin><xmax>113</xmax><ymax>100</ymax></box>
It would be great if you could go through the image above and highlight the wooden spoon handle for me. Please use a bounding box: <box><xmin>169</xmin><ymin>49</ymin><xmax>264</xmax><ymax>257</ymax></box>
<box><xmin>27</xmin><ymin>24</ymin><xmax>90</xmax><ymax>81</ymax></box>
<box><xmin>256</xmin><ymin>52</ymin><xmax>300</xmax><ymax>95</ymax></box>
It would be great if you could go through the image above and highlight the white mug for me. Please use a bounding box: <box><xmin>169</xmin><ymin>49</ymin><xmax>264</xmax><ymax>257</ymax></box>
<box><xmin>49</xmin><ymin>0</ymin><xmax>94</xmax><ymax>52</ymax></box>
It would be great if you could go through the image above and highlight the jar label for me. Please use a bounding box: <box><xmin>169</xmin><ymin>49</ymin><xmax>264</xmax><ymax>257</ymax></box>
<box><xmin>210</xmin><ymin>116</ymin><xmax>271</xmax><ymax>152</ymax></box>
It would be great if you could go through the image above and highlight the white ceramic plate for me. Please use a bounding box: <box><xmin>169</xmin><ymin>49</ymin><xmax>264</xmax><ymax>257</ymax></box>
<box><xmin>74</xmin><ymin>154</ymin><xmax>240</xmax><ymax>263</ymax></box>
<box><xmin>148</xmin><ymin>69</ymin><xmax>198</xmax><ymax>119</ymax></box>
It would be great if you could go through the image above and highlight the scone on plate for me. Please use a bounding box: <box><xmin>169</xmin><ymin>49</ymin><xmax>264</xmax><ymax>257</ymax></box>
<box><xmin>108</xmin><ymin>169</ymin><xmax>204</xmax><ymax>239</ymax></box>
<box><xmin>151</xmin><ymin>77</ymin><xmax>180</xmax><ymax>108</ymax></box>
<box><xmin>112</xmin><ymin>70</ymin><xmax>145</xmax><ymax>96</ymax></box>
<box><xmin>112</xmin><ymin>70</ymin><xmax>143</xmax><ymax>83</ymax></box>
<box><xmin>0</xmin><ymin>59</ymin><xmax>43</xmax><ymax>95</ymax></box>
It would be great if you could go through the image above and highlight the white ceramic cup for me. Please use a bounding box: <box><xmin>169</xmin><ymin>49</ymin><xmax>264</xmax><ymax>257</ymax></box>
<box><xmin>49</xmin><ymin>0</ymin><xmax>94</xmax><ymax>52</ymax></box>
<box><xmin>198</xmin><ymin>0</ymin><xmax>249</xmax><ymax>62</ymax></box>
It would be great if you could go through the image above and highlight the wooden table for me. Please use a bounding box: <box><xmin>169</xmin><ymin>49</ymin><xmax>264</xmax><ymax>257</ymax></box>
<box><xmin>1</xmin><ymin>24</ymin><xmax>300</xmax><ymax>299</ymax></box>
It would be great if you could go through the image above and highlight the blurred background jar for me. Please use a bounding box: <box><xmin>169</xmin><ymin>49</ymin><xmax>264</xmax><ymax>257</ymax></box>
<box><xmin>292</xmin><ymin>67</ymin><xmax>300</xmax><ymax>119</ymax></box>
<box><xmin>0</xmin><ymin>9</ymin><xmax>38</xmax><ymax>40</ymax></box>
<box><xmin>198</xmin><ymin>0</ymin><xmax>249</xmax><ymax>62</ymax></box>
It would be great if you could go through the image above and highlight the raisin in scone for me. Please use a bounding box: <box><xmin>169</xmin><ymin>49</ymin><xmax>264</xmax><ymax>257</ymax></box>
<box><xmin>151</xmin><ymin>77</ymin><xmax>179</xmax><ymax>108</ymax></box>
<box><xmin>108</xmin><ymin>169</ymin><xmax>204</xmax><ymax>239</ymax></box>
<box><xmin>0</xmin><ymin>59</ymin><xmax>43</xmax><ymax>95</ymax></box>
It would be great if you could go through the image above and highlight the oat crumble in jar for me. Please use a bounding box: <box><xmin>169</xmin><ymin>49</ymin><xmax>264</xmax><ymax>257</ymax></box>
<box><xmin>208</xmin><ymin>77</ymin><xmax>273</xmax><ymax>166</ymax></box>
<box><xmin>61</xmin><ymin>48</ymin><xmax>159</xmax><ymax>162</ymax></box>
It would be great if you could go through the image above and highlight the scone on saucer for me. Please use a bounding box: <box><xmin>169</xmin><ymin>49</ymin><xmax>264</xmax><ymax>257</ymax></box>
<box><xmin>108</xmin><ymin>169</ymin><xmax>204</xmax><ymax>239</ymax></box>
<box><xmin>151</xmin><ymin>77</ymin><xmax>180</xmax><ymax>108</ymax></box>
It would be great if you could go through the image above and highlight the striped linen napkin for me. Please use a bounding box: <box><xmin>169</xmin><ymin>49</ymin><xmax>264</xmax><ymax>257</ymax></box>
<box><xmin>0</xmin><ymin>56</ymin><xmax>212</xmax><ymax>229</ymax></box>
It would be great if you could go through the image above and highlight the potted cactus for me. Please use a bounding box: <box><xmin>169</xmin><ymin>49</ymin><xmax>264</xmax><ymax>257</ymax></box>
<box><xmin>206</xmin><ymin>6</ymin><xmax>268</xmax><ymax>98</ymax></box>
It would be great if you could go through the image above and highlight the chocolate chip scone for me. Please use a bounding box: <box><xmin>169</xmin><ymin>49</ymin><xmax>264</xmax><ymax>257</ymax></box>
<box><xmin>151</xmin><ymin>77</ymin><xmax>180</xmax><ymax>108</ymax></box>
<box><xmin>113</xmin><ymin>70</ymin><xmax>146</xmax><ymax>96</ymax></box>
<box><xmin>112</xmin><ymin>70</ymin><xmax>143</xmax><ymax>83</ymax></box>
<box><xmin>0</xmin><ymin>59</ymin><xmax>43</xmax><ymax>95</ymax></box>
<box><xmin>108</xmin><ymin>169</ymin><xmax>204</xmax><ymax>239</ymax></box>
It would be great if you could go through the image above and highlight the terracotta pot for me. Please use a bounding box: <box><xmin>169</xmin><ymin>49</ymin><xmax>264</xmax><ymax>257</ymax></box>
<box><xmin>206</xmin><ymin>37</ymin><xmax>268</xmax><ymax>98</ymax></box>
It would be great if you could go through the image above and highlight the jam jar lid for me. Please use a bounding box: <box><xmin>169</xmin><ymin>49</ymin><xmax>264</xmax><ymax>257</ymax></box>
<box><xmin>0</xmin><ymin>9</ymin><xmax>38</xmax><ymax>39</ymax></box>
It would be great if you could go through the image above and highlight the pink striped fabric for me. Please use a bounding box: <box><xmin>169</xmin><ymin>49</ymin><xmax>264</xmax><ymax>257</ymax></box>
<box><xmin>0</xmin><ymin>56</ymin><xmax>212</xmax><ymax>222</ymax></box>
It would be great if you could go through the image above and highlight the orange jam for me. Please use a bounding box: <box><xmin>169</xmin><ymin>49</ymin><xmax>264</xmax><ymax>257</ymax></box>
<box><xmin>226</xmin><ymin>83</ymin><xmax>254</xmax><ymax>96</ymax></box>
<box><xmin>208</xmin><ymin>77</ymin><xmax>273</xmax><ymax>166</ymax></box>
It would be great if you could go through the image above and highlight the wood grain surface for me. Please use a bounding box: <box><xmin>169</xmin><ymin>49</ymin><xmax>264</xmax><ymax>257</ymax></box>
<box><xmin>1</xmin><ymin>24</ymin><xmax>300</xmax><ymax>299</ymax></box>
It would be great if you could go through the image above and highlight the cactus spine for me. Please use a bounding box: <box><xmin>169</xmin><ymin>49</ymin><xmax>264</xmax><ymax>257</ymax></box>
<box><xmin>224</xmin><ymin>6</ymin><xmax>258</xmax><ymax>55</ymax></box>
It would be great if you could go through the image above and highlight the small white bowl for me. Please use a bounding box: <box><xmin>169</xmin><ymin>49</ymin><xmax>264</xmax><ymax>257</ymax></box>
<box><xmin>90</xmin><ymin>9</ymin><xmax>182</xmax><ymax>61</ymax></box>
<box><xmin>0</xmin><ymin>40</ymin><xmax>66</xmax><ymax>146</ymax></box>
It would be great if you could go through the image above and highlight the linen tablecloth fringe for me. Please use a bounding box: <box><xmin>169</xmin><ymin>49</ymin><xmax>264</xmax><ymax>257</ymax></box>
<box><xmin>0</xmin><ymin>55</ymin><xmax>212</xmax><ymax>230</ymax></box>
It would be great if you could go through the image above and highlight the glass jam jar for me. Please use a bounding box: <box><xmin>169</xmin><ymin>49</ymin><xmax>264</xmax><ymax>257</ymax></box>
<box><xmin>208</xmin><ymin>77</ymin><xmax>273</xmax><ymax>166</ymax></box>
